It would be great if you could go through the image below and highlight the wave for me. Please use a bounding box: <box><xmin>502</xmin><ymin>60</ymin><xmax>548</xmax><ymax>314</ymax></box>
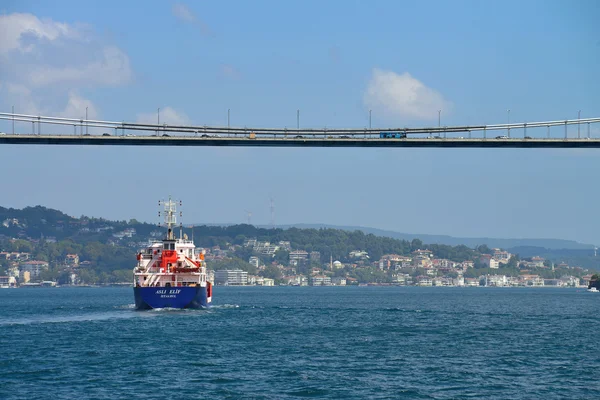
<box><xmin>0</xmin><ymin>311</ymin><xmax>151</xmax><ymax>326</ymax></box>
<box><xmin>210</xmin><ymin>304</ymin><xmax>240</xmax><ymax>309</ymax></box>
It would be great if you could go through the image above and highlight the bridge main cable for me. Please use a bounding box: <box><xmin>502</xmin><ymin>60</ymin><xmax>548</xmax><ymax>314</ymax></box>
<box><xmin>1</xmin><ymin>111</ymin><xmax>600</xmax><ymax>136</ymax></box>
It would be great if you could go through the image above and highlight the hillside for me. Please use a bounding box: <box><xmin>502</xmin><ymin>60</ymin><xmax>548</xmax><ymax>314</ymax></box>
<box><xmin>273</xmin><ymin>224</ymin><xmax>595</xmax><ymax>250</ymax></box>
<box><xmin>1</xmin><ymin>206</ymin><xmax>598</xmax><ymax>284</ymax></box>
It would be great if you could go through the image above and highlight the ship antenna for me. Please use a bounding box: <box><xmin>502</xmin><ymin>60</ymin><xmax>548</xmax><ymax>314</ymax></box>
<box><xmin>179</xmin><ymin>200</ymin><xmax>183</xmax><ymax>240</ymax></box>
<box><xmin>159</xmin><ymin>196</ymin><xmax>178</xmax><ymax>240</ymax></box>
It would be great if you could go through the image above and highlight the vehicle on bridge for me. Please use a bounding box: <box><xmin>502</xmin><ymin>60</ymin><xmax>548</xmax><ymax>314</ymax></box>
<box><xmin>380</xmin><ymin>132</ymin><xmax>407</xmax><ymax>139</ymax></box>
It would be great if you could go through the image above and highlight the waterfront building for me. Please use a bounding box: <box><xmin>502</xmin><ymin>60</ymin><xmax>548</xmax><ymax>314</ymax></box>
<box><xmin>521</xmin><ymin>274</ymin><xmax>544</xmax><ymax>286</ymax></box>
<box><xmin>20</xmin><ymin>260</ymin><xmax>49</xmax><ymax>279</ymax></box>
<box><xmin>262</xmin><ymin>278</ymin><xmax>275</xmax><ymax>286</ymax></box>
<box><xmin>465</xmin><ymin>278</ymin><xmax>479</xmax><ymax>287</ymax></box>
<box><xmin>331</xmin><ymin>276</ymin><xmax>346</xmax><ymax>286</ymax></box>
<box><xmin>488</xmin><ymin>275</ymin><xmax>508</xmax><ymax>287</ymax></box>
<box><xmin>311</xmin><ymin>275</ymin><xmax>331</xmax><ymax>286</ymax></box>
<box><xmin>392</xmin><ymin>273</ymin><xmax>407</xmax><ymax>284</ymax></box>
<box><xmin>215</xmin><ymin>269</ymin><xmax>248</xmax><ymax>285</ymax></box>
<box><xmin>0</xmin><ymin>276</ymin><xmax>17</xmax><ymax>288</ymax></box>
<box><xmin>417</xmin><ymin>276</ymin><xmax>433</xmax><ymax>286</ymax></box>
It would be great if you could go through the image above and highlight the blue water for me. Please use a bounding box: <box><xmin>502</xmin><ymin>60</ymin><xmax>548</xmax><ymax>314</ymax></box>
<box><xmin>0</xmin><ymin>286</ymin><xmax>598</xmax><ymax>399</ymax></box>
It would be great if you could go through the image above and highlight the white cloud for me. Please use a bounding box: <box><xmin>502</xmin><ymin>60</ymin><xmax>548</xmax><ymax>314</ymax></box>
<box><xmin>0</xmin><ymin>12</ymin><xmax>131</xmax><ymax>121</ymax></box>
<box><xmin>172</xmin><ymin>2</ymin><xmax>212</xmax><ymax>36</ymax></box>
<box><xmin>136</xmin><ymin>107</ymin><xmax>191</xmax><ymax>126</ymax></box>
<box><xmin>0</xmin><ymin>12</ymin><xmax>82</xmax><ymax>54</ymax></box>
<box><xmin>58</xmin><ymin>92</ymin><xmax>98</xmax><ymax>119</ymax></box>
<box><xmin>172</xmin><ymin>3</ymin><xmax>196</xmax><ymax>23</ymax></box>
<box><xmin>364</xmin><ymin>68</ymin><xmax>452</xmax><ymax>121</ymax></box>
<box><xmin>27</xmin><ymin>46</ymin><xmax>131</xmax><ymax>87</ymax></box>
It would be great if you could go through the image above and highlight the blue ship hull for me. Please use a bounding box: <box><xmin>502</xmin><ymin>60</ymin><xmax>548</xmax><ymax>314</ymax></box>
<box><xmin>134</xmin><ymin>286</ymin><xmax>209</xmax><ymax>310</ymax></box>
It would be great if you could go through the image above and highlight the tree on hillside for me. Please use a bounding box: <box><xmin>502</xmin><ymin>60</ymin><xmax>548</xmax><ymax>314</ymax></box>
<box><xmin>262</xmin><ymin>264</ymin><xmax>282</xmax><ymax>280</ymax></box>
<box><xmin>411</xmin><ymin>238</ymin><xmax>423</xmax><ymax>251</ymax></box>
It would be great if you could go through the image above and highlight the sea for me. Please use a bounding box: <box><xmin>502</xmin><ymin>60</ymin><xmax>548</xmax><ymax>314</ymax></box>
<box><xmin>0</xmin><ymin>286</ymin><xmax>598</xmax><ymax>399</ymax></box>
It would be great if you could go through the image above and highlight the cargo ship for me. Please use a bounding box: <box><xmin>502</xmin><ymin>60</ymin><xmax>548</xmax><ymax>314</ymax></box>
<box><xmin>133</xmin><ymin>197</ymin><xmax>212</xmax><ymax>309</ymax></box>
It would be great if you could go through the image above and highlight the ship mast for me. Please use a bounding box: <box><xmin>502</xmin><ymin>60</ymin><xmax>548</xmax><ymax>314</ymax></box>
<box><xmin>159</xmin><ymin>196</ymin><xmax>181</xmax><ymax>240</ymax></box>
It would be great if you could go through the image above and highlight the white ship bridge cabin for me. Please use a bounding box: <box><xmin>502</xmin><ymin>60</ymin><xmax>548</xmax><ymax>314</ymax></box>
<box><xmin>134</xmin><ymin>231</ymin><xmax>208</xmax><ymax>288</ymax></box>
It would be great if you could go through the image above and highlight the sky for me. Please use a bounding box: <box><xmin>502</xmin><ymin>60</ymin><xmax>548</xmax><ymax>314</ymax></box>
<box><xmin>0</xmin><ymin>0</ymin><xmax>599</xmax><ymax>244</ymax></box>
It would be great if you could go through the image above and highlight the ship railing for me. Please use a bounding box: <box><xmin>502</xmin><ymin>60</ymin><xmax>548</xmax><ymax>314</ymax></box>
<box><xmin>145</xmin><ymin>274</ymin><xmax>159</xmax><ymax>287</ymax></box>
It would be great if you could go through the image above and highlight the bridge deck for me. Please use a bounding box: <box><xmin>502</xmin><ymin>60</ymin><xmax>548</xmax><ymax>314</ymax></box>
<box><xmin>1</xmin><ymin>134</ymin><xmax>600</xmax><ymax>148</ymax></box>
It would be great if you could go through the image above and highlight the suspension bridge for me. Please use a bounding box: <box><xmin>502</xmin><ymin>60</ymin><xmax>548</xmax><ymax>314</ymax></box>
<box><xmin>1</xmin><ymin>112</ymin><xmax>599</xmax><ymax>148</ymax></box>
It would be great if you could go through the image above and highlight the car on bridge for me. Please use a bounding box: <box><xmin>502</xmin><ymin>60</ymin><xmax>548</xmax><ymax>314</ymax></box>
<box><xmin>495</xmin><ymin>135</ymin><xmax>509</xmax><ymax>139</ymax></box>
<box><xmin>380</xmin><ymin>132</ymin><xmax>406</xmax><ymax>138</ymax></box>
<box><xmin>102</xmin><ymin>133</ymin><xmax>110</xmax><ymax>136</ymax></box>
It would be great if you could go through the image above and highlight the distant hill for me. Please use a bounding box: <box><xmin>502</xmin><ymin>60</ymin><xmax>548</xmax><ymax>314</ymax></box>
<box><xmin>256</xmin><ymin>223</ymin><xmax>594</xmax><ymax>250</ymax></box>
<box><xmin>1</xmin><ymin>205</ymin><xmax>592</xmax><ymax>251</ymax></box>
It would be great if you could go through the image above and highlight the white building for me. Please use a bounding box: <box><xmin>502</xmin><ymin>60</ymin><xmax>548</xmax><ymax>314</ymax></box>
<box><xmin>349</xmin><ymin>250</ymin><xmax>369</xmax><ymax>259</ymax></box>
<box><xmin>249</xmin><ymin>256</ymin><xmax>260</xmax><ymax>269</ymax></box>
<box><xmin>0</xmin><ymin>276</ymin><xmax>17</xmax><ymax>288</ymax></box>
<box><xmin>481</xmin><ymin>256</ymin><xmax>500</xmax><ymax>269</ymax></box>
<box><xmin>493</xmin><ymin>248</ymin><xmax>512</xmax><ymax>264</ymax></box>
<box><xmin>20</xmin><ymin>260</ymin><xmax>49</xmax><ymax>279</ymax></box>
<box><xmin>417</xmin><ymin>277</ymin><xmax>433</xmax><ymax>286</ymax></box>
<box><xmin>289</xmin><ymin>250</ymin><xmax>309</xmax><ymax>261</ymax></box>
<box><xmin>487</xmin><ymin>275</ymin><xmax>508</xmax><ymax>287</ymax></box>
<box><xmin>392</xmin><ymin>273</ymin><xmax>411</xmax><ymax>285</ymax></box>
<box><xmin>254</xmin><ymin>242</ymin><xmax>279</xmax><ymax>256</ymax></box>
<box><xmin>311</xmin><ymin>275</ymin><xmax>331</xmax><ymax>286</ymax></box>
<box><xmin>531</xmin><ymin>256</ymin><xmax>545</xmax><ymax>268</ymax></box>
<box><xmin>278</xmin><ymin>241</ymin><xmax>291</xmax><ymax>251</ymax></box>
<box><xmin>215</xmin><ymin>269</ymin><xmax>248</xmax><ymax>285</ymax></box>
<box><xmin>262</xmin><ymin>278</ymin><xmax>275</xmax><ymax>286</ymax></box>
